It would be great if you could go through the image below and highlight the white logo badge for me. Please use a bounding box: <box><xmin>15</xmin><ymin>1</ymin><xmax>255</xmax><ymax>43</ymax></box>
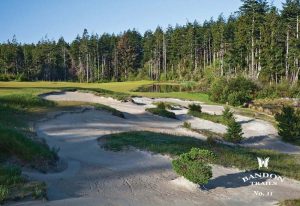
<box><xmin>257</xmin><ymin>157</ymin><xmax>270</xmax><ymax>169</ymax></box>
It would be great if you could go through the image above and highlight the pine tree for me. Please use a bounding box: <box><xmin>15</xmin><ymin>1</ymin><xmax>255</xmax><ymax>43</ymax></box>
<box><xmin>275</xmin><ymin>106</ymin><xmax>300</xmax><ymax>142</ymax></box>
<box><xmin>224</xmin><ymin>118</ymin><xmax>244</xmax><ymax>143</ymax></box>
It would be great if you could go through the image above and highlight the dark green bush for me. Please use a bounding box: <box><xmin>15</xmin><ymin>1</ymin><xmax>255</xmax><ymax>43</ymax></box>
<box><xmin>172</xmin><ymin>148</ymin><xmax>216</xmax><ymax>185</ymax></box>
<box><xmin>188</xmin><ymin>103</ymin><xmax>202</xmax><ymax>112</ymax></box>
<box><xmin>228</xmin><ymin>91</ymin><xmax>252</xmax><ymax>106</ymax></box>
<box><xmin>275</xmin><ymin>106</ymin><xmax>300</xmax><ymax>143</ymax></box>
<box><xmin>209</xmin><ymin>78</ymin><xmax>227</xmax><ymax>103</ymax></box>
<box><xmin>146</xmin><ymin>107</ymin><xmax>176</xmax><ymax>119</ymax></box>
<box><xmin>209</xmin><ymin>77</ymin><xmax>258</xmax><ymax>106</ymax></box>
<box><xmin>224</xmin><ymin>119</ymin><xmax>244</xmax><ymax>143</ymax></box>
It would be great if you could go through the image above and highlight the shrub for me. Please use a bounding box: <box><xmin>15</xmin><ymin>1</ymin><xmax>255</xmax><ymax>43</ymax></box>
<box><xmin>188</xmin><ymin>104</ymin><xmax>202</xmax><ymax>112</ymax></box>
<box><xmin>209</xmin><ymin>78</ymin><xmax>227</xmax><ymax>103</ymax></box>
<box><xmin>183</xmin><ymin>121</ymin><xmax>192</xmax><ymax>129</ymax></box>
<box><xmin>172</xmin><ymin>148</ymin><xmax>216</xmax><ymax>185</ymax></box>
<box><xmin>224</xmin><ymin>119</ymin><xmax>244</xmax><ymax>143</ymax></box>
<box><xmin>222</xmin><ymin>107</ymin><xmax>234</xmax><ymax>123</ymax></box>
<box><xmin>146</xmin><ymin>107</ymin><xmax>176</xmax><ymax>119</ymax></box>
<box><xmin>275</xmin><ymin>106</ymin><xmax>300</xmax><ymax>143</ymax></box>
<box><xmin>209</xmin><ymin>77</ymin><xmax>258</xmax><ymax>106</ymax></box>
<box><xmin>156</xmin><ymin>102</ymin><xmax>166</xmax><ymax>110</ymax></box>
<box><xmin>228</xmin><ymin>91</ymin><xmax>251</xmax><ymax>106</ymax></box>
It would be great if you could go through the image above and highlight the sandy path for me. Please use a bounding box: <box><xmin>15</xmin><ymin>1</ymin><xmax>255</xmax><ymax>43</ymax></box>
<box><xmin>10</xmin><ymin>91</ymin><xmax>300</xmax><ymax>206</ymax></box>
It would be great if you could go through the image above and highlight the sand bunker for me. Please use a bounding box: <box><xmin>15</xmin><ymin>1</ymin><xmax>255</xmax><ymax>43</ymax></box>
<box><xmin>12</xmin><ymin>91</ymin><xmax>300</xmax><ymax>206</ymax></box>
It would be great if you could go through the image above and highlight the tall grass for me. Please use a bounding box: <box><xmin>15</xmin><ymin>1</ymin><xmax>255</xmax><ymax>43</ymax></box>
<box><xmin>0</xmin><ymin>93</ymin><xmax>58</xmax><ymax>202</ymax></box>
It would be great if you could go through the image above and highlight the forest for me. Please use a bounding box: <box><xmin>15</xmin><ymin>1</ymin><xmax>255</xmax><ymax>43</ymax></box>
<box><xmin>0</xmin><ymin>0</ymin><xmax>300</xmax><ymax>86</ymax></box>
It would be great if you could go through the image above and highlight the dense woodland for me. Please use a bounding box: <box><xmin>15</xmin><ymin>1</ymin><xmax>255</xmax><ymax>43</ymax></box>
<box><xmin>0</xmin><ymin>0</ymin><xmax>300</xmax><ymax>85</ymax></box>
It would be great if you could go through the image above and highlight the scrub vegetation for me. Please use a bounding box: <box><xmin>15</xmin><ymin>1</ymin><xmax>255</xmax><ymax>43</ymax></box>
<box><xmin>99</xmin><ymin>131</ymin><xmax>300</xmax><ymax>181</ymax></box>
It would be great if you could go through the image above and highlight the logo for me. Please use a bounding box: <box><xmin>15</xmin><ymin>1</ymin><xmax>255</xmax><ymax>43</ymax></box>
<box><xmin>240</xmin><ymin>157</ymin><xmax>285</xmax><ymax>197</ymax></box>
<box><xmin>257</xmin><ymin>157</ymin><xmax>270</xmax><ymax>169</ymax></box>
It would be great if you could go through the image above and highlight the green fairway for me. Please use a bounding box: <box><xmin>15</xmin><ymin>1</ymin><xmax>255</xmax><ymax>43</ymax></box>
<box><xmin>0</xmin><ymin>81</ymin><xmax>212</xmax><ymax>103</ymax></box>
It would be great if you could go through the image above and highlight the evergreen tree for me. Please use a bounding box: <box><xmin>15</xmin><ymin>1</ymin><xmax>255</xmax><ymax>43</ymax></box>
<box><xmin>275</xmin><ymin>106</ymin><xmax>300</xmax><ymax>142</ymax></box>
<box><xmin>224</xmin><ymin>118</ymin><xmax>244</xmax><ymax>143</ymax></box>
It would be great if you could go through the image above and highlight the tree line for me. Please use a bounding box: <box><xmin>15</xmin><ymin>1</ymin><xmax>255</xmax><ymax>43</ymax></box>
<box><xmin>0</xmin><ymin>0</ymin><xmax>300</xmax><ymax>84</ymax></box>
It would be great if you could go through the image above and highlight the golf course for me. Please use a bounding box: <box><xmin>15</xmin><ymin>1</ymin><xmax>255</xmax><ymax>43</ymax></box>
<box><xmin>0</xmin><ymin>81</ymin><xmax>299</xmax><ymax>206</ymax></box>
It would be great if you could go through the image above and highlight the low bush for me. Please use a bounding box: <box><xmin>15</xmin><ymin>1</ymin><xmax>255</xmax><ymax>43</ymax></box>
<box><xmin>188</xmin><ymin>103</ymin><xmax>202</xmax><ymax>112</ymax></box>
<box><xmin>275</xmin><ymin>106</ymin><xmax>300</xmax><ymax>144</ymax></box>
<box><xmin>146</xmin><ymin>107</ymin><xmax>176</xmax><ymax>119</ymax></box>
<box><xmin>172</xmin><ymin>148</ymin><xmax>216</xmax><ymax>185</ymax></box>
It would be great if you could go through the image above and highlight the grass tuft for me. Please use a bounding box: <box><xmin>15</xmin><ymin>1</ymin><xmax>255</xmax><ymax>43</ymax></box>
<box><xmin>94</xmin><ymin>103</ymin><xmax>125</xmax><ymax>118</ymax></box>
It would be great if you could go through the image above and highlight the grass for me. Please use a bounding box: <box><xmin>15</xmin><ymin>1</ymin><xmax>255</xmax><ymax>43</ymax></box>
<box><xmin>94</xmin><ymin>103</ymin><xmax>125</xmax><ymax>118</ymax></box>
<box><xmin>278</xmin><ymin>199</ymin><xmax>300</xmax><ymax>206</ymax></box>
<box><xmin>0</xmin><ymin>92</ymin><xmax>58</xmax><ymax>203</ymax></box>
<box><xmin>0</xmin><ymin>165</ymin><xmax>46</xmax><ymax>203</ymax></box>
<box><xmin>233</xmin><ymin>107</ymin><xmax>277</xmax><ymax>126</ymax></box>
<box><xmin>0</xmin><ymin>81</ymin><xmax>212</xmax><ymax>103</ymax></box>
<box><xmin>99</xmin><ymin>131</ymin><xmax>300</xmax><ymax>181</ymax></box>
<box><xmin>0</xmin><ymin>81</ymin><xmax>277</xmax><ymax>124</ymax></box>
<box><xmin>192</xmin><ymin>128</ymin><xmax>224</xmax><ymax>139</ymax></box>
<box><xmin>0</xmin><ymin>127</ymin><xmax>57</xmax><ymax>165</ymax></box>
<box><xmin>188</xmin><ymin>110</ymin><xmax>228</xmax><ymax>125</ymax></box>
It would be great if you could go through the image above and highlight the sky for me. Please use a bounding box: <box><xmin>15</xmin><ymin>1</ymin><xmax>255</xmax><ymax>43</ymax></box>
<box><xmin>0</xmin><ymin>0</ymin><xmax>283</xmax><ymax>44</ymax></box>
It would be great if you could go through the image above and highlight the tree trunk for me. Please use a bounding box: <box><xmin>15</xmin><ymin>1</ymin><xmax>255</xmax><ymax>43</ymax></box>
<box><xmin>163</xmin><ymin>34</ymin><xmax>167</xmax><ymax>79</ymax></box>
<box><xmin>286</xmin><ymin>30</ymin><xmax>289</xmax><ymax>80</ymax></box>
<box><xmin>251</xmin><ymin>15</ymin><xmax>255</xmax><ymax>78</ymax></box>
